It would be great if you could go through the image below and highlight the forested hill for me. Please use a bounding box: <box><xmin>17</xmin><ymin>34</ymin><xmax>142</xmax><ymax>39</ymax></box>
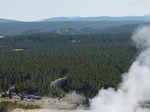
<box><xmin>0</xmin><ymin>33</ymin><xmax>137</xmax><ymax>98</ymax></box>
<box><xmin>0</xmin><ymin>20</ymin><xmax>149</xmax><ymax>35</ymax></box>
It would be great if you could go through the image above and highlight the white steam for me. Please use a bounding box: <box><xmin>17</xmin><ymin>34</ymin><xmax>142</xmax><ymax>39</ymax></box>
<box><xmin>90</xmin><ymin>26</ymin><xmax>150</xmax><ymax>112</ymax></box>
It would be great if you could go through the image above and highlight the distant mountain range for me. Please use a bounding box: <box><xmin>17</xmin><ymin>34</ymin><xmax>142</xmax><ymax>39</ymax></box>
<box><xmin>42</xmin><ymin>15</ymin><xmax>150</xmax><ymax>22</ymax></box>
<box><xmin>0</xmin><ymin>15</ymin><xmax>150</xmax><ymax>35</ymax></box>
<box><xmin>1</xmin><ymin>15</ymin><xmax>150</xmax><ymax>23</ymax></box>
<box><xmin>0</xmin><ymin>18</ymin><xmax>21</xmax><ymax>23</ymax></box>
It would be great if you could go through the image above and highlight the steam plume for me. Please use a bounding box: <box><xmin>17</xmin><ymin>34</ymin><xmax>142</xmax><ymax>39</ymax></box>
<box><xmin>90</xmin><ymin>26</ymin><xmax>150</xmax><ymax>112</ymax></box>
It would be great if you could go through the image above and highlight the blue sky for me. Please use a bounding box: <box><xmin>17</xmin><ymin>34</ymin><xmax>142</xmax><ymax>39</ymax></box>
<box><xmin>0</xmin><ymin>0</ymin><xmax>150</xmax><ymax>21</ymax></box>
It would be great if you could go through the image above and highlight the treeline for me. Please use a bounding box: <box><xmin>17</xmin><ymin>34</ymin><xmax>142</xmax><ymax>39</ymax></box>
<box><xmin>0</xmin><ymin>33</ymin><xmax>137</xmax><ymax>98</ymax></box>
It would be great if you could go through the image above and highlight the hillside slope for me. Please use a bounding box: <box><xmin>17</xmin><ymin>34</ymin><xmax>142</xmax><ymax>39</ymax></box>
<box><xmin>0</xmin><ymin>21</ymin><xmax>149</xmax><ymax>35</ymax></box>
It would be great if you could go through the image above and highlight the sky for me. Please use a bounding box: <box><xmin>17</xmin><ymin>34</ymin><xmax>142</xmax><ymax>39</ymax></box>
<box><xmin>0</xmin><ymin>0</ymin><xmax>150</xmax><ymax>21</ymax></box>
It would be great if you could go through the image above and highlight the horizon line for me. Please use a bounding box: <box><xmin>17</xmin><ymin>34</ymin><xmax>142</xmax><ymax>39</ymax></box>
<box><xmin>0</xmin><ymin>15</ymin><xmax>150</xmax><ymax>22</ymax></box>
